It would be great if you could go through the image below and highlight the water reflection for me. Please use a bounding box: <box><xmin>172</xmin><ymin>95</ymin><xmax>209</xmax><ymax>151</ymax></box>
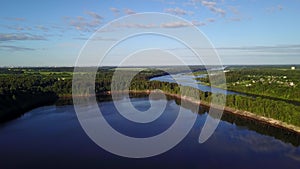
<box><xmin>173</xmin><ymin>96</ymin><xmax>300</xmax><ymax>146</ymax></box>
<box><xmin>0</xmin><ymin>95</ymin><xmax>299</xmax><ymax>169</ymax></box>
<box><xmin>55</xmin><ymin>94</ymin><xmax>300</xmax><ymax>146</ymax></box>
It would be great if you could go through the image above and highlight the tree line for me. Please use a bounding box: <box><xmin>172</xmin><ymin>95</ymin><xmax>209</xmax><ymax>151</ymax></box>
<box><xmin>0</xmin><ymin>67</ymin><xmax>300</xmax><ymax>127</ymax></box>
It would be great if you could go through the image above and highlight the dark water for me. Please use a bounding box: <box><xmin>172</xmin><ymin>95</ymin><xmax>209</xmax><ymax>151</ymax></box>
<box><xmin>0</xmin><ymin>96</ymin><xmax>300</xmax><ymax>169</ymax></box>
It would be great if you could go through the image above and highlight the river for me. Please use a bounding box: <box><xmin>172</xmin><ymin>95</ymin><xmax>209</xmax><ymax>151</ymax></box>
<box><xmin>0</xmin><ymin>95</ymin><xmax>299</xmax><ymax>169</ymax></box>
<box><xmin>151</xmin><ymin>73</ymin><xmax>300</xmax><ymax>106</ymax></box>
<box><xmin>150</xmin><ymin>73</ymin><xmax>240</xmax><ymax>95</ymax></box>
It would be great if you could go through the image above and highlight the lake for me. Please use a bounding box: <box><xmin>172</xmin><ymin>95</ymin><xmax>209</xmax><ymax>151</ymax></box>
<box><xmin>0</xmin><ymin>95</ymin><xmax>300</xmax><ymax>169</ymax></box>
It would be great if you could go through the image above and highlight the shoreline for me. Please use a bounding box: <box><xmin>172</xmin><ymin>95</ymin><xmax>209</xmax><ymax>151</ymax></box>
<box><xmin>162</xmin><ymin>92</ymin><xmax>300</xmax><ymax>135</ymax></box>
<box><xmin>2</xmin><ymin>90</ymin><xmax>300</xmax><ymax>135</ymax></box>
<box><xmin>0</xmin><ymin>93</ymin><xmax>58</xmax><ymax>123</ymax></box>
<box><xmin>110</xmin><ymin>90</ymin><xmax>300</xmax><ymax>135</ymax></box>
<box><xmin>67</xmin><ymin>90</ymin><xmax>300</xmax><ymax>135</ymax></box>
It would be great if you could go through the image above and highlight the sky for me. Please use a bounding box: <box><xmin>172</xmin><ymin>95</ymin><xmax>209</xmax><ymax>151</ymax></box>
<box><xmin>0</xmin><ymin>0</ymin><xmax>300</xmax><ymax>66</ymax></box>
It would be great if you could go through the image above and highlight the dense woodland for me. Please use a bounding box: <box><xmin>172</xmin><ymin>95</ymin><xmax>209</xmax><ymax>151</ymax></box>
<box><xmin>0</xmin><ymin>66</ymin><xmax>300</xmax><ymax>127</ymax></box>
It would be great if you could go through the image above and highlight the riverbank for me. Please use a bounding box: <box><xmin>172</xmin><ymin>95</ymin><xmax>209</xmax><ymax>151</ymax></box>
<box><xmin>104</xmin><ymin>89</ymin><xmax>300</xmax><ymax>135</ymax></box>
<box><xmin>1</xmin><ymin>90</ymin><xmax>300</xmax><ymax>136</ymax></box>
<box><xmin>126</xmin><ymin>90</ymin><xmax>300</xmax><ymax>135</ymax></box>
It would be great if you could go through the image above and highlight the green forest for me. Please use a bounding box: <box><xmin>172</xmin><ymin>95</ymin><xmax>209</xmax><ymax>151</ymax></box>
<box><xmin>0</xmin><ymin>66</ymin><xmax>300</xmax><ymax>127</ymax></box>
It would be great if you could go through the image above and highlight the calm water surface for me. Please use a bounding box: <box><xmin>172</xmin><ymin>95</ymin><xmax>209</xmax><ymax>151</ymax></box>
<box><xmin>151</xmin><ymin>73</ymin><xmax>240</xmax><ymax>95</ymax></box>
<box><xmin>0</xmin><ymin>96</ymin><xmax>300</xmax><ymax>169</ymax></box>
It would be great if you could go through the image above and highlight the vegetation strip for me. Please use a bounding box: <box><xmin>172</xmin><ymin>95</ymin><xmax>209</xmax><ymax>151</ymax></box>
<box><xmin>1</xmin><ymin>66</ymin><xmax>299</xmax><ymax>136</ymax></box>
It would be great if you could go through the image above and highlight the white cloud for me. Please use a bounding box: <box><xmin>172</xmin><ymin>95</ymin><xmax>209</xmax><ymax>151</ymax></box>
<box><xmin>201</xmin><ymin>0</ymin><xmax>217</xmax><ymax>7</ymax></box>
<box><xmin>192</xmin><ymin>20</ymin><xmax>206</xmax><ymax>26</ymax></box>
<box><xmin>209</xmin><ymin>6</ymin><xmax>226</xmax><ymax>16</ymax></box>
<box><xmin>85</xmin><ymin>11</ymin><xmax>103</xmax><ymax>20</ymax></box>
<box><xmin>191</xmin><ymin>0</ymin><xmax>226</xmax><ymax>16</ymax></box>
<box><xmin>112</xmin><ymin>22</ymin><xmax>157</xmax><ymax>29</ymax></box>
<box><xmin>0</xmin><ymin>33</ymin><xmax>46</xmax><ymax>41</ymax></box>
<box><xmin>73</xmin><ymin>36</ymin><xmax>117</xmax><ymax>41</ymax></box>
<box><xmin>64</xmin><ymin>12</ymin><xmax>103</xmax><ymax>32</ymax></box>
<box><xmin>124</xmin><ymin>8</ymin><xmax>136</xmax><ymax>15</ymax></box>
<box><xmin>164</xmin><ymin>7</ymin><xmax>193</xmax><ymax>15</ymax></box>
<box><xmin>206</xmin><ymin>18</ymin><xmax>215</xmax><ymax>22</ymax></box>
<box><xmin>111</xmin><ymin>19</ymin><xmax>205</xmax><ymax>29</ymax></box>
<box><xmin>2</xmin><ymin>25</ymin><xmax>32</xmax><ymax>31</ymax></box>
<box><xmin>35</xmin><ymin>25</ymin><xmax>49</xmax><ymax>32</ymax></box>
<box><xmin>0</xmin><ymin>45</ymin><xmax>34</xmax><ymax>51</ymax></box>
<box><xmin>110</xmin><ymin>7</ymin><xmax>120</xmax><ymax>13</ymax></box>
<box><xmin>160</xmin><ymin>21</ymin><xmax>192</xmax><ymax>28</ymax></box>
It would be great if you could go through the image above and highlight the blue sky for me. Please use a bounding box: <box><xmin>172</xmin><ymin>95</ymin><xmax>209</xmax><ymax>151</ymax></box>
<box><xmin>0</xmin><ymin>0</ymin><xmax>300</xmax><ymax>66</ymax></box>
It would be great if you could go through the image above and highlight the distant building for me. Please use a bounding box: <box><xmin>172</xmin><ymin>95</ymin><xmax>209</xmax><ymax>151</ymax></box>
<box><xmin>291</xmin><ymin>66</ymin><xmax>296</xmax><ymax>70</ymax></box>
